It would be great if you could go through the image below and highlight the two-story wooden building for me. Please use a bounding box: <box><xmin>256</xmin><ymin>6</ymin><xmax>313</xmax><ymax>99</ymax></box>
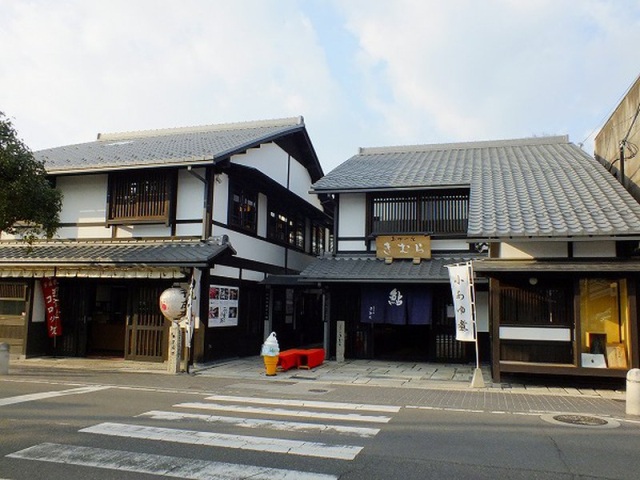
<box><xmin>306</xmin><ymin>136</ymin><xmax>640</xmax><ymax>381</ymax></box>
<box><xmin>0</xmin><ymin>117</ymin><xmax>331</xmax><ymax>364</ymax></box>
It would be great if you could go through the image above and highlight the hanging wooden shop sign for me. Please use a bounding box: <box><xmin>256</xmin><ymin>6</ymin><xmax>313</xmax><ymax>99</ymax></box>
<box><xmin>375</xmin><ymin>235</ymin><xmax>431</xmax><ymax>260</ymax></box>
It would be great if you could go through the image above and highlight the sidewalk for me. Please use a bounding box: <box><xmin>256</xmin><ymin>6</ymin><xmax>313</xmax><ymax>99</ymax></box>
<box><xmin>7</xmin><ymin>355</ymin><xmax>631</xmax><ymax>420</ymax></box>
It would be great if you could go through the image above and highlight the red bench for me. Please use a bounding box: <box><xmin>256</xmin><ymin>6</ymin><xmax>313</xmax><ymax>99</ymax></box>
<box><xmin>277</xmin><ymin>348</ymin><xmax>325</xmax><ymax>371</ymax></box>
<box><xmin>298</xmin><ymin>348</ymin><xmax>325</xmax><ymax>369</ymax></box>
<box><xmin>277</xmin><ymin>349</ymin><xmax>304</xmax><ymax>371</ymax></box>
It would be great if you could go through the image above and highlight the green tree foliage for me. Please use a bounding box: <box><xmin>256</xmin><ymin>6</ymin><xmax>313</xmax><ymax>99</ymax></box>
<box><xmin>0</xmin><ymin>112</ymin><xmax>62</xmax><ymax>240</ymax></box>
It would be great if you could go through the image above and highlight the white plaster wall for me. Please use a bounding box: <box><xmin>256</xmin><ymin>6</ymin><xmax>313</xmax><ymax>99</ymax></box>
<box><xmin>234</xmin><ymin>143</ymin><xmax>288</xmax><ymax>187</ymax></box>
<box><xmin>431</xmin><ymin>239</ymin><xmax>470</xmax><ymax>251</ymax></box>
<box><xmin>176</xmin><ymin>168</ymin><xmax>205</xmax><ymax>221</ymax></box>
<box><xmin>338</xmin><ymin>194</ymin><xmax>366</xmax><ymax>237</ymax></box>
<box><xmin>56</xmin><ymin>225</ymin><xmax>111</xmax><ymax>239</ymax></box>
<box><xmin>57</xmin><ymin>174</ymin><xmax>107</xmax><ymax>226</ymax></box>
<box><xmin>113</xmin><ymin>224</ymin><xmax>172</xmax><ymax>238</ymax></box>
<box><xmin>288</xmin><ymin>156</ymin><xmax>323</xmax><ymax>209</ymax></box>
<box><xmin>210</xmin><ymin>264</ymin><xmax>241</xmax><ymax>279</ymax></box>
<box><xmin>242</xmin><ymin>269</ymin><xmax>266</xmax><ymax>282</ymax></box>
<box><xmin>32</xmin><ymin>280</ymin><xmax>45</xmax><ymax>324</ymax></box>
<box><xmin>341</xmin><ymin>240</ymin><xmax>367</xmax><ymax>252</ymax></box>
<box><xmin>212</xmin><ymin>173</ymin><xmax>229</xmax><ymax>224</ymax></box>
<box><xmin>215</xmin><ymin>225</ymin><xmax>285</xmax><ymax>268</ymax></box>
<box><xmin>287</xmin><ymin>248</ymin><xmax>317</xmax><ymax>272</ymax></box>
<box><xmin>175</xmin><ymin>223</ymin><xmax>204</xmax><ymax>237</ymax></box>
<box><xmin>500</xmin><ymin>242</ymin><xmax>568</xmax><ymax>259</ymax></box>
<box><xmin>573</xmin><ymin>241</ymin><xmax>616</xmax><ymax>257</ymax></box>
<box><xmin>232</xmin><ymin>143</ymin><xmax>322</xmax><ymax>209</ymax></box>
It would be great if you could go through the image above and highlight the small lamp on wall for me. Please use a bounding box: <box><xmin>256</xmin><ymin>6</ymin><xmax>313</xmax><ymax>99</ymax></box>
<box><xmin>529</xmin><ymin>277</ymin><xmax>538</xmax><ymax>286</ymax></box>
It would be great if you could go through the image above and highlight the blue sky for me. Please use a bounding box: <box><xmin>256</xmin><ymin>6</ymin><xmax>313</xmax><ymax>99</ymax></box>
<box><xmin>1</xmin><ymin>0</ymin><xmax>640</xmax><ymax>172</ymax></box>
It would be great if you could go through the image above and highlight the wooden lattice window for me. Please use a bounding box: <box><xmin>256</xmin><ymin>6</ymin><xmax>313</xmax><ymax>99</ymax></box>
<box><xmin>229</xmin><ymin>182</ymin><xmax>258</xmax><ymax>233</ymax></box>
<box><xmin>108</xmin><ymin>170</ymin><xmax>174</xmax><ymax>224</ymax></box>
<box><xmin>500</xmin><ymin>282</ymin><xmax>572</xmax><ymax>327</ymax></box>
<box><xmin>0</xmin><ymin>283</ymin><xmax>27</xmax><ymax>316</ymax></box>
<box><xmin>369</xmin><ymin>189</ymin><xmax>469</xmax><ymax>236</ymax></box>
<box><xmin>267</xmin><ymin>202</ymin><xmax>305</xmax><ymax>250</ymax></box>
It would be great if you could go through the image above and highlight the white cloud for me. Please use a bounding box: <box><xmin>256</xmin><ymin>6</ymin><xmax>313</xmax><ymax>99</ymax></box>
<box><xmin>0</xmin><ymin>0</ymin><xmax>340</xmax><ymax>153</ymax></box>
<box><xmin>338</xmin><ymin>0</ymin><xmax>640</xmax><ymax>151</ymax></box>
<box><xmin>1</xmin><ymin>0</ymin><xmax>639</xmax><ymax>172</ymax></box>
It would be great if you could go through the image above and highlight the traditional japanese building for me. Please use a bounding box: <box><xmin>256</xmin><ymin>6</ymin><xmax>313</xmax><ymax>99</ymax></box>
<box><xmin>306</xmin><ymin>135</ymin><xmax>640</xmax><ymax>381</ymax></box>
<box><xmin>0</xmin><ymin>117</ymin><xmax>332</xmax><ymax>364</ymax></box>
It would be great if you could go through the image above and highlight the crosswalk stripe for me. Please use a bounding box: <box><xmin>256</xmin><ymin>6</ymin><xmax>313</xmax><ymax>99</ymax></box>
<box><xmin>139</xmin><ymin>410</ymin><xmax>380</xmax><ymax>437</ymax></box>
<box><xmin>0</xmin><ymin>386</ymin><xmax>110</xmax><ymax>407</ymax></box>
<box><xmin>175</xmin><ymin>402</ymin><xmax>392</xmax><ymax>423</ymax></box>
<box><xmin>205</xmin><ymin>395</ymin><xmax>401</xmax><ymax>413</ymax></box>
<box><xmin>80</xmin><ymin>422</ymin><xmax>363</xmax><ymax>460</ymax></box>
<box><xmin>8</xmin><ymin>443</ymin><xmax>338</xmax><ymax>480</ymax></box>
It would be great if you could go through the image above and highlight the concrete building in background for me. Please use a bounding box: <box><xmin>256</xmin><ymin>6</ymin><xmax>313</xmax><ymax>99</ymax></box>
<box><xmin>595</xmin><ymin>74</ymin><xmax>640</xmax><ymax>201</ymax></box>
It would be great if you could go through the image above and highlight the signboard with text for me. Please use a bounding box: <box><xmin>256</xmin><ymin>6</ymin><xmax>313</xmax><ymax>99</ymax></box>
<box><xmin>375</xmin><ymin>235</ymin><xmax>431</xmax><ymax>260</ymax></box>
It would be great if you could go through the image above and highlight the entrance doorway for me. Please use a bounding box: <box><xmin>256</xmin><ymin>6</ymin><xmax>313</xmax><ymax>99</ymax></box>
<box><xmin>124</xmin><ymin>284</ymin><xmax>168</xmax><ymax>362</ymax></box>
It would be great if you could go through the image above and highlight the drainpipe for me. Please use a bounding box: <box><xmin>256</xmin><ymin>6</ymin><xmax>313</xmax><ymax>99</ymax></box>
<box><xmin>620</xmin><ymin>142</ymin><xmax>626</xmax><ymax>189</ymax></box>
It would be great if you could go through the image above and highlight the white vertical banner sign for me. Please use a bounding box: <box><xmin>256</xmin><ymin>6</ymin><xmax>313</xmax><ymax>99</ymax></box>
<box><xmin>446</xmin><ymin>261</ymin><xmax>485</xmax><ymax>388</ymax></box>
<box><xmin>447</xmin><ymin>262</ymin><xmax>476</xmax><ymax>342</ymax></box>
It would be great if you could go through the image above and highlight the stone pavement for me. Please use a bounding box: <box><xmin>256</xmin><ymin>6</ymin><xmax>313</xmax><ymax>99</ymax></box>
<box><xmin>7</xmin><ymin>355</ymin><xmax>633</xmax><ymax>420</ymax></box>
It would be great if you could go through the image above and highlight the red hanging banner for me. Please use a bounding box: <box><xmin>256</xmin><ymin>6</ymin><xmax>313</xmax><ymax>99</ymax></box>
<box><xmin>42</xmin><ymin>278</ymin><xmax>62</xmax><ymax>338</ymax></box>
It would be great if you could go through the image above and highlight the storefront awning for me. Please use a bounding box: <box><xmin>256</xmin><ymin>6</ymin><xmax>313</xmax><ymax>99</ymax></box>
<box><xmin>299</xmin><ymin>254</ymin><xmax>487</xmax><ymax>283</ymax></box>
<box><xmin>0</xmin><ymin>237</ymin><xmax>236</xmax><ymax>278</ymax></box>
<box><xmin>473</xmin><ymin>258</ymin><xmax>640</xmax><ymax>273</ymax></box>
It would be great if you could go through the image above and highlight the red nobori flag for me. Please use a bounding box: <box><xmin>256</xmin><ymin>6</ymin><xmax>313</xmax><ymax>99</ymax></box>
<box><xmin>42</xmin><ymin>278</ymin><xmax>62</xmax><ymax>338</ymax></box>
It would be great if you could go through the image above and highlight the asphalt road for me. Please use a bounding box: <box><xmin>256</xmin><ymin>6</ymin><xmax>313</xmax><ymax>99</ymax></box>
<box><xmin>1</xmin><ymin>370</ymin><xmax>640</xmax><ymax>479</ymax></box>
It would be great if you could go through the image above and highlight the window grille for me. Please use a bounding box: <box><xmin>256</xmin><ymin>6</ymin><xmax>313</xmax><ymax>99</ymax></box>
<box><xmin>267</xmin><ymin>203</ymin><xmax>306</xmax><ymax>250</ymax></box>
<box><xmin>369</xmin><ymin>190</ymin><xmax>469</xmax><ymax>235</ymax></box>
<box><xmin>229</xmin><ymin>183</ymin><xmax>258</xmax><ymax>233</ymax></box>
<box><xmin>108</xmin><ymin>171</ymin><xmax>172</xmax><ymax>224</ymax></box>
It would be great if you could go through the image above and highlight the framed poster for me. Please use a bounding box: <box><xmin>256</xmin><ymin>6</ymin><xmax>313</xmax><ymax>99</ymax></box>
<box><xmin>208</xmin><ymin>285</ymin><xmax>239</xmax><ymax>327</ymax></box>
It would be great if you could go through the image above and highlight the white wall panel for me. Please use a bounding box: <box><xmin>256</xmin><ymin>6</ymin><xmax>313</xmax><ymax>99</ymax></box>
<box><xmin>233</xmin><ymin>143</ymin><xmax>288</xmax><ymax>186</ymax></box>
<box><xmin>500</xmin><ymin>242</ymin><xmax>568</xmax><ymax>259</ymax></box>
<box><xmin>338</xmin><ymin>194</ymin><xmax>366</xmax><ymax>237</ymax></box>
<box><xmin>215</xmin><ymin>226</ymin><xmax>285</xmax><ymax>267</ymax></box>
<box><xmin>212</xmin><ymin>174</ymin><xmax>229</xmax><ymax>224</ymax></box>
<box><xmin>288</xmin><ymin>157</ymin><xmax>323</xmax><ymax>208</ymax></box>
<box><xmin>177</xmin><ymin>168</ymin><xmax>205</xmax><ymax>220</ymax></box>
<box><xmin>210</xmin><ymin>264</ymin><xmax>240</xmax><ymax>279</ymax></box>
<box><xmin>57</xmin><ymin>174</ymin><xmax>107</xmax><ymax>225</ymax></box>
<box><xmin>338</xmin><ymin>240</ymin><xmax>366</xmax><ymax>252</ymax></box>
<box><xmin>573</xmin><ymin>241</ymin><xmax>615</xmax><ymax>257</ymax></box>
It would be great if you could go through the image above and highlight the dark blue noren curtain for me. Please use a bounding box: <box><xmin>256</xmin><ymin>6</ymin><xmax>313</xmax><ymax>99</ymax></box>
<box><xmin>360</xmin><ymin>286</ymin><xmax>387</xmax><ymax>323</ymax></box>
<box><xmin>361</xmin><ymin>285</ymin><xmax>432</xmax><ymax>325</ymax></box>
<box><xmin>385</xmin><ymin>287</ymin><xmax>406</xmax><ymax>325</ymax></box>
<box><xmin>407</xmin><ymin>287</ymin><xmax>432</xmax><ymax>325</ymax></box>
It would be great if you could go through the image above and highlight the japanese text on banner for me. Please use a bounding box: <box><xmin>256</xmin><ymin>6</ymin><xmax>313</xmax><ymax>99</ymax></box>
<box><xmin>447</xmin><ymin>263</ymin><xmax>475</xmax><ymax>342</ymax></box>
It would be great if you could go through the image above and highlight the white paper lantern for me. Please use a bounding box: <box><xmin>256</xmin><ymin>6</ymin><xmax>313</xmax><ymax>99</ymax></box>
<box><xmin>159</xmin><ymin>287</ymin><xmax>187</xmax><ymax>322</ymax></box>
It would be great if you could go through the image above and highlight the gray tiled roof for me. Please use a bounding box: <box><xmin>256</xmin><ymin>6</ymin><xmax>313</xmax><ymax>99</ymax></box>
<box><xmin>299</xmin><ymin>254</ymin><xmax>485</xmax><ymax>283</ymax></box>
<box><xmin>36</xmin><ymin>117</ymin><xmax>307</xmax><ymax>174</ymax></box>
<box><xmin>312</xmin><ymin>136</ymin><xmax>640</xmax><ymax>238</ymax></box>
<box><xmin>0</xmin><ymin>238</ymin><xmax>235</xmax><ymax>267</ymax></box>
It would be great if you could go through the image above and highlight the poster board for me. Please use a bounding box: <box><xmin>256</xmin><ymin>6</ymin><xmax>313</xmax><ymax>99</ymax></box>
<box><xmin>208</xmin><ymin>285</ymin><xmax>239</xmax><ymax>327</ymax></box>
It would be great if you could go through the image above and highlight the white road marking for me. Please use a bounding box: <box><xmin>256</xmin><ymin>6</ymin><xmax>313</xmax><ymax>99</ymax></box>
<box><xmin>176</xmin><ymin>402</ymin><xmax>392</xmax><ymax>423</ymax></box>
<box><xmin>139</xmin><ymin>410</ymin><xmax>380</xmax><ymax>437</ymax></box>
<box><xmin>205</xmin><ymin>394</ymin><xmax>401</xmax><ymax>412</ymax></box>
<box><xmin>0</xmin><ymin>386</ymin><xmax>111</xmax><ymax>407</ymax></box>
<box><xmin>8</xmin><ymin>443</ymin><xmax>338</xmax><ymax>480</ymax></box>
<box><xmin>80</xmin><ymin>422</ymin><xmax>363</xmax><ymax>460</ymax></box>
